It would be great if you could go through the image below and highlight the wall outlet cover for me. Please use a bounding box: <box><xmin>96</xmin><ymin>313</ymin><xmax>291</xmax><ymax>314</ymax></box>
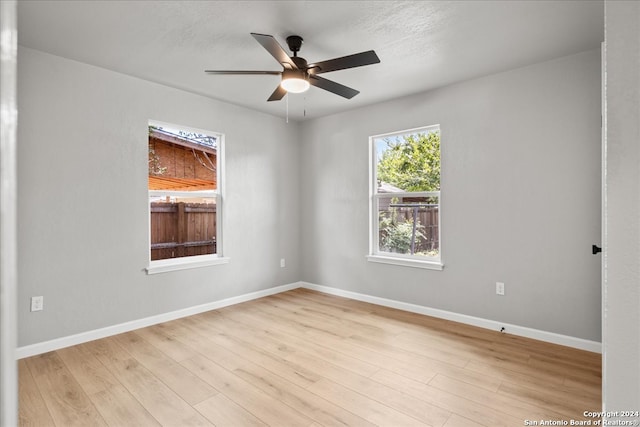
<box><xmin>31</xmin><ymin>296</ymin><xmax>44</xmax><ymax>312</ymax></box>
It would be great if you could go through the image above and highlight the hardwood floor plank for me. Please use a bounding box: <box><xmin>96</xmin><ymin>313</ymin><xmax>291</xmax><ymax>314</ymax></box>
<box><xmin>505</xmin><ymin>369</ymin><xmax>600</xmax><ymax>402</ymax></box>
<box><xmin>182</xmin><ymin>354</ymin><xmax>315</xmax><ymax>427</ymax></box>
<box><xmin>56</xmin><ymin>344</ymin><xmax>160</xmax><ymax>426</ymax></box>
<box><xmin>19</xmin><ymin>289</ymin><xmax>602</xmax><ymax>427</ymax></box>
<box><xmin>198</xmin><ymin>311</ymin><xmax>304</xmax><ymax>360</ymax></box>
<box><xmin>497</xmin><ymin>380</ymin><xmax>599</xmax><ymax>420</ymax></box>
<box><xmin>180</xmin><ymin>315</ymin><xmax>322</xmax><ymax>388</ymax></box>
<box><xmin>89</xmin><ymin>385</ymin><xmax>161</xmax><ymax>427</ymax></box>
<box><xmin>307</xmin><ymin>378</ymin><xmax>430</xmax><ymax>426</ymax></box>
<box><xmin>25</xmin><ymin>352</ymin><xmax>107</xmax><ymax>427</ymax></box>
<box><xmin>56</xmin><ymin>343</ymin><xmax>120</xmax><ymax>395</ymax></box>
<box><xmin>18</xmin><ymin>359</ymin><xmax>56</xmax><ymax>427</ymax></box>
<box><xmin>216</xmin><ymin>303</ymin><xmax>332</xmax><ymax>349</ymax></box>
<box><xmin>463</xmin><ymin>351</ymin><xmax>575</xmax><ymax>387</ymax></box>
<box><xmin>276</xmin><ymin>291</ymin><xmax>380</xmax><ymax>321</ymax></box>
<box><xmin>268</xmin><ymin>293</ymin><xmax>400</xmax><ymax>341</ymax></box>
<box><xmin>290</xmin><ymin>350</ymin><xmax>451</xmax><ymax>426</ymax></box>
<box><xmin>464</xmin><ymin>359</ymin><xmax>564</xmax><ymax>389</ymax></box>
<box><xmin>178</xmin><ymin>313</ymin><xmax>375</xmax><ymax>426</ymax></box>
<box><xmin>370</xmin><ymin>369</ymin><xmax>522</xmax><ymax>427</ymax></box>
<box><xmin>348</xmin><ymin>334</ymin><xmax>469</xmax><ymax>368</ymax></box>
<box><xmin>233</xmin><ymin>362</ymin><xmax>376</xmax><ymax>427</ymax></box>
<box><xmin>82</xmin><ymin>338</ymin><xmax>212</xmax><ymax>426</ymax></box>
<box><xmin>206</xmin><ymin>310</ymin><xmax>381</xmax><ymax>377</ymax></box>
<box><xmin>563</xmin><ymin>372</ymin><xmax>603</xmax><ymax>391</ymax></box>
<box><xmin>443</xmin><ymin>414</ymin><xmax>485</xmax><ymax>427</ymax></box>
<box><xmin>496</xmin><ymin>333</ymin><xmax>601</xmax><ymax>365</ymax></box>
<box><xmin>195</xmin><ymin>393</ymin><xmax>267</xmax><ymax>427</ymax></box>
<box><xmin>428</xmin><ymin>373</ymin><xmax>571</xmax><ymax>421</ymax></box>
<box><xmin>218</xmin><ymin>303</ymin><xmax>442</xmax><ymax>384</ymax></box>
<box><xmin>134</xmin><ymin>323</ymin><xmax>199</xmax><ymax>362</ymax></box>
<box><xmin>354</xmin><ymin>334</ymin><xmax>505</xmax><ymax>393</ymax></box>
<box><xmin>112</xmin><ymin>331</ymin><xmax>217</xmax><ymax>405</ymax></box>
<box><xmin>142</xmin><ymin>318</ymin><xmax>250</xmax><ymax>372</ymax></box>
<box><xmin>528</xmin><ymin>352</ymin><xmax>601</xmax><ymax>379</ymax></box>
<box><xmin>246</xmin><ymin>298</ymin><xmax>355</xmax><ymax>339</ymax></box>
<box><xmin>392</xmin><ymin>329</ymin><xmax>532</xmax><ymax>366</ymax></box>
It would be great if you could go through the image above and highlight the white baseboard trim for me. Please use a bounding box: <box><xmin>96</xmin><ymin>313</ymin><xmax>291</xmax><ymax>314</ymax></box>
<box><xmin>300</xmin><ymin>282</ymin><xmax>602</xmax><ymax>353</ymax></box>
<box><xmin>15</xmin><ymin>282</ymin><xmax>302</xmax><ymax>359</ymax></box>
<box><xmin>16</xmin><ymin>280</ymin><xmax>601</xmax><ymax>359</ymax></box>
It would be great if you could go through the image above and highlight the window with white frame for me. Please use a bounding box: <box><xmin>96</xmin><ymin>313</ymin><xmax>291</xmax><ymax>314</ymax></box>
<box><xmin>369</xmin><ymin>125</ymin><xmax>442</xmax><ymax>269</ymax></box>
<box><xmin>146</xmin><ymin>120</ymin><xmax>226</xmax><ymax>274</ymax></box>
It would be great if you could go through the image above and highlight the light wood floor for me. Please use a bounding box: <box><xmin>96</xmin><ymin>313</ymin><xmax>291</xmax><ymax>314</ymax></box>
<box><xmin>19</xmin><ymin>288</ymin><xmax>601</xmax><ymax>427</ymax></box>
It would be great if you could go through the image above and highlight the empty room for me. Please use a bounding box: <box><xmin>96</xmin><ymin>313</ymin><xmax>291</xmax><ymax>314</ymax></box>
<box><xmin>1</xmin><ymin>1</ymin><xmax>638</xmax><ymax>426</ymax></box>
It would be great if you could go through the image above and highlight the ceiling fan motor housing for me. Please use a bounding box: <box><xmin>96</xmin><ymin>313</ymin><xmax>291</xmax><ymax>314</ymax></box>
<box><xmin>286</xmin><ymin>35</ymin><xmax>304</xmax><ymax>55</ymax></box>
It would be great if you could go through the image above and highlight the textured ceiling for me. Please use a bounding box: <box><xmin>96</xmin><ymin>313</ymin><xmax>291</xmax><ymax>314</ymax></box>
<box><xmin>17</xmin><ymin>1</ymin><xmax>604</xmax><ymax>121</ymax></box>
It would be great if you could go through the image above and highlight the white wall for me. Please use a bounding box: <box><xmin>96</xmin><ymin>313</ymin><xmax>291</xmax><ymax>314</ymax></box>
<box><xmin>17</xmin><ymin>47</ymin><xmax>301</xmax><ymax>347</ymax></box>
<box><xmin>300</xmin><ymin>49</ymin><xmax>602</xmax><ymax>342</ymax></box>
<box><xmin>603</xmin><ymin>0</ymin><xmax>640</xmax><ymax>414</ymax></box>
<box><xmin>16</xmin><ymin>45</ymin><xmax>604</xmax><ymax>349</ymax></box>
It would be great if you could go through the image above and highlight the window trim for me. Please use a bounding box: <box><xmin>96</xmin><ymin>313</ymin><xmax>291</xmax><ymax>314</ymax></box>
<box><xmin>368</xmin><ymin>125</ymin><xmax>443</xmax><ymax>270</ymax></box>
<box><xmin>145</xmin><ymin>120</ymin><xmax>227</xmax><ymax>274</ymax></box>
<box><xmin>366</xmin><ymin>254</ymin><xmax>444</xmax><ymax>270</ymax></box>
<box><xmin>145</xmin><ymin>253</ymin><xmax>230</xmax><ymax>275</ymax></box>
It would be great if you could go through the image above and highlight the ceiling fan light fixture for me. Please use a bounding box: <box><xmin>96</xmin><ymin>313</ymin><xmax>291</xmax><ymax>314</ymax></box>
<box><xmin>205</xmin><ymin>33</ymin><xmax>380</xmax><ymax>102</ymax></box>
<box><xmin>280</xmin><ymin>76</ymin><xmax>310</xmax><ymax>93</ymax></box>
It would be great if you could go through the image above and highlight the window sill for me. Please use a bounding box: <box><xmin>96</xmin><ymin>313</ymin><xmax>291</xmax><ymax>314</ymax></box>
<box><xmin>366</xmin><ymin>255</ymin><xmax>444</xmax><ymax>270</ymax></box>
<box><xmin>146</xmin><ymin>255</ymin><xmax>230</xmax><ymax>275</ymax></box>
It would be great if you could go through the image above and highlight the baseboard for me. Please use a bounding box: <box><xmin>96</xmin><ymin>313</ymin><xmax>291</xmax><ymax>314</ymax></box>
<box><xmin>15</xmin><ymin>282</ymin><xmax>302</xmax><ymax>359</ymax></box>
<box><xmin>16</xmin><ymin>279</ymin><xmax>601</xmax><ymax>359</ymax></box>
<box><xmin>300</xmin><ymin>282</ymin><xmax>602</xmax><ymax>353</ymax></box>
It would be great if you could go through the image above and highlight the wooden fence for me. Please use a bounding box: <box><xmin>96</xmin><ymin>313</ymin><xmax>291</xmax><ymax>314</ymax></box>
<box><xmin>150</xmin><ymin>202</ymin><xmax>216</xmax><ymax>260</ymax></box>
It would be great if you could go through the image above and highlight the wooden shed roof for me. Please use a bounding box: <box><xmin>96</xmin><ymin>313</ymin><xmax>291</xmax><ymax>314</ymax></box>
<box><xmin>148</xmin><ymin>176</ymin><xmax>216</xmax><ymax>191</ymax></box>
<box><xmin>149</xmin><ymin>128</ymin><xmax>217</xmax><ymax>156</ymax></box>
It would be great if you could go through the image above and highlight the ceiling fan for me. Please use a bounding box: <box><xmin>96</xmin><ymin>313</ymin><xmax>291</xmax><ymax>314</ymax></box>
<box><xmin>205</xmin><ymin>33</ymin><xmax>380</xmax><ymax>101</ymax></box>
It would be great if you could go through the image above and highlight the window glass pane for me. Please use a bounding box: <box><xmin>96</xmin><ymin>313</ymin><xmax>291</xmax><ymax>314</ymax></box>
<box><xmin>149</xmin><ymin>125</ymin><xmax>217</xmax><ymax>191</ymax></box>
<box><xmin>378</xmin><ymin>195</ymin><xmax>439</xmax><ymax>257</ymax></box>
<box><xmin>371</xmin><ymin>125</ymin><xmax>440</xmax><ymax>262</ymax></box>
<box><xmin>148</xmin><ymin>122</ymin><xmax>220</xmax><ymax>262</ymax></box>
<box><xmin>150</xmin><ymin>195</ymin><xmax>217</xmax><ymax>260</ymax></box>
<box><xmin>375</xmin><ymin>127</ymin><xmax>440</xmax><ymax>193</ymax></box>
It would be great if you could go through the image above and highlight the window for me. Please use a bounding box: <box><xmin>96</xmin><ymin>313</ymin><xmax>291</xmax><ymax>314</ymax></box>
<box><xmin>368</xmin><ymin>125</ymin><xmax>442</xmax><ymax>270</ymax></box>
<box><xmin>146</xmin><ymin>120</ymin><xmax>227</xmax><ymax>274</ymax></box>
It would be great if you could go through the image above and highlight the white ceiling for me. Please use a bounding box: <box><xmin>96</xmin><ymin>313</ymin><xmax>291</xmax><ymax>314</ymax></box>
<box><xmin>17</xmin><ymin>1</ymin><xmax>604</xmax><ymax>121</ymax></box>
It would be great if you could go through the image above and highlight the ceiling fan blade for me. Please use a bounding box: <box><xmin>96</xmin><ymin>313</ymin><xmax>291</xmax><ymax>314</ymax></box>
<box><xmin>267</xmin><ymin>85</ymin><xmax>287</xmax><ymax>102</ymax></box>
<box><xmin>309</xmin><ymin>75</ymin><xmax>359</xmax><ymax>99</ymax></box>
<box><xmin>251</xmin><ymin>33</ymin><xmax>297</xmax><ymax>69</ymax></box>
<box><xmin>307</xmin><ymin>50</ymin><xmax>380</xmax><ymax>74</ymax></box>
<box><xmin>204</xmin><ymin>70</ymin><xmax>281</xmax><ymax>75</ymax></box>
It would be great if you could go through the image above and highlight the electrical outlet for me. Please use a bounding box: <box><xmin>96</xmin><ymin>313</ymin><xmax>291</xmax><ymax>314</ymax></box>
<box><xmin>31</xmin><ymin>296</ymin><xmax>44</xmax><ymax>312</ymax></box>
<box><xmin>280</xmin><ymin>258</ymin><xmax>286</xmax><ymax>268</ymax></box>
<box><xmin>496</xmin><ymin>282</ymin><xmax>505</xmax><ymax>296</ymax></box>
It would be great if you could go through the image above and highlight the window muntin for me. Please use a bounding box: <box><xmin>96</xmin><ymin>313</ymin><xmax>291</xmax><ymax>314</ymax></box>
<box><xmin>147</xmin><ymin>121</ymin><xmax>224</xmax><ymax>269</ymax></box>
<box><xmin>370</xmin><ymin>125</ymin><xmax>441</xmax><ymax>265</ymax></box>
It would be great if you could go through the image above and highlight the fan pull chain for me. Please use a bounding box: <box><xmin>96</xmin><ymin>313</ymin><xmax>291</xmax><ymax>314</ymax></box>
<box><xmin>286</xmin><ymin>95</ymin><xmax>289</xmax><ymax>123</ymax></box>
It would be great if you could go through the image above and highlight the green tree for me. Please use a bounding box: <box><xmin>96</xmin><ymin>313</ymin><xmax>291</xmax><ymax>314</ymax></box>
<box><xmin>376</xmin><ymin>131</ymin><xmax>440</xmax><ymax>191</ymax></box>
